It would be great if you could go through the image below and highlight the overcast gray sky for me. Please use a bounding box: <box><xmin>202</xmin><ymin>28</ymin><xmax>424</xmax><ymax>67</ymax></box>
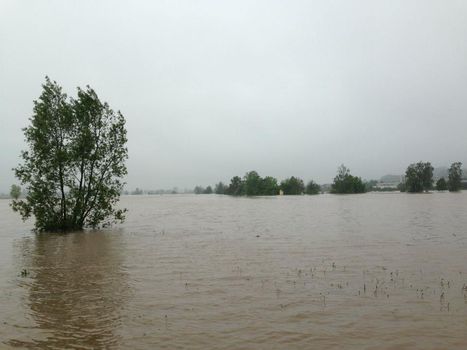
<box><xmin>1</xmin><ymin>0</ymin><xmax>467</xmax><ymax>192</ymax></box>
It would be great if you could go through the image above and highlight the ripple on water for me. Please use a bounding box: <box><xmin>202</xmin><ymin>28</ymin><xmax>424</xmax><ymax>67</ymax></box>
<box><xmin>0</xmin><ymin>193</ymin><xmax>467</xmax><ymax>349</ymax></box>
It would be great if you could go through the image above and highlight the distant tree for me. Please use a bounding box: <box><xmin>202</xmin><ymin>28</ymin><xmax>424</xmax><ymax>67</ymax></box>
<box><xmin>280</xmin><ymin>176</ymin><xmax>305</xmax><ymax>195</ymax></box>
<box><xmin>405</xmin><ymin>162</ymin><xmax>433</xmax><ymax>193</ymax></box>
<box><xmin>214</xmin><ymin>182</ymin><xmax>227</xmax><ymax>194</ymax></box>
<box><xmin>244</xmin><ymin>171</ymin><xmax>263</xmax><ymax>196</ymax></box>
<box><xmin>436</xmin><ymin>178</ymin><xmax>447</xmax><ymax>191</ymax></box>
<box><xmin>305</xmin><ymin>180</ymin><xmax>320</xmax><ymax>195</ymax></box>
<box><xmin>194</xmin><ymin>186</ymin><xmax>204</xmax><ymax>194</ymax></box>
<box><xmin>203</xmin><ymin>186</ymin><xmax>213</xmax><ymax>194</ymax></box>
<box><xmin>132</xmin><ymin>188</ymin><xmax>143</xmax><ymax>195</ymax></box>
<box><xmin>448</xmin><ymin>162</ymin><xmax>462</xmax><ymax>192</ymax></box>
<box><xmin>261</xmin><ymin>176</ymin><xmax>279</xmax><ymax>195</ymax></box>
<box><xmin>10</xmin><ymin>184</ymin><xmax>21</xmax><ymax>200</ymax></box>
<box><xmin>331</xmin><ymin>165</ymin><xmax>366</xmax><ymax>194</ymax></box>
<box><xmin>12</xmin><ymin>78</ymin><xmax>128</xmax><ymax>232</ymax></box>
<box><xmin>227</xmin><ymin>176</ymin><xmax>244</xmax><ymax>196</ymax></box>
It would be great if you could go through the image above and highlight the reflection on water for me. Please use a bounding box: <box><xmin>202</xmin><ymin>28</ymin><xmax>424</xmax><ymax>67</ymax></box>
<box><xmin>1</xmin><ymin>193</ymin><xmax>467</xmax><ymax>349</ymax></box>
<box><xmin>7</xmin><ymin>232</ymin><xmax>129</xmax><ymax>349</ymax></box>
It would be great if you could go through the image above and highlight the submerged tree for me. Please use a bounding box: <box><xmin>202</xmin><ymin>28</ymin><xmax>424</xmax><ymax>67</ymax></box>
<box><xmin>405</xmin><ymin>162</ymin><xmax>433</xmax><ymax>193</ymax></box>
<box><xmin>203</xmin><ymin>186</ymin><xmax>213</xmax><ymax>194</ymax></box>
<box><xmin>261</xmin><ymin>176</ymin><xmax>279</xmax><ymax>195</ymax></box>
<box><xmin>12</xmin><ymin>78</ymin><xmax>128</xmax><ymax>232</ymax></box>
<box><xmin>10</xmin><ymin>184</ymin><xmax>21</xmax><ymax>200</ymax></box>
<box><xmin>243</xmin><ymin>171</ymin><xmax>263</xmax><ymax>196</ymax></box>
<box><xmin>280</xmin><ymin>176</ymin><xmax>305</xmax><ymax>195</ymax></box>
<box><xmin>214</xmin><ymin>182</ymin><xmax>227</xmax><ymax>194</ymax></box>
<box><xmin>448</xmin><ymin>162</ymin><xmax>462</xmax><ymax>192</ymax></box>
<box><xmin>331</xmin><ymin>165</ymin><xmax>365</xmax><ymax>194</ymax></box>
<box><xmin>436</xmin><ymin>178</ymin><xmax>447</xmax><ymax>191</ymax></box>
<box><xmin>194</xmin><ymin>186</ymin><xmax>205</xmax><ymax>194</ymax></box>
<box><xmin>305</xmin><ymin>180</ymin><xmax>321</xmax><ymax>195</ymax></box>
<box><xmin>226</xmin><ymin>176</ymin><xmax>244</xmax><ymax>196</ymax></box>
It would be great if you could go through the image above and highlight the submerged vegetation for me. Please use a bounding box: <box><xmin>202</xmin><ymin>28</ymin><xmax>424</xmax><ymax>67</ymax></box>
<box><xmin>9</xmin><ymin>78</ymin><xmax>463</xmax><ymax>217</ymax></box>
<box><xmin>305</xmin><ymin>180</ymin><xmax>321</xmax><ymax>195</ymax></box>
<box><xmin>281</xmin><ymin>177</ymin><xmax>305</xmax><ymax>195</ymax></box>
<box><xmin>10</xmin><ymin>184</ymin><xmax>21</xmax><ymax>200</ymax></box>
<box><xmin>11</xmin><ymin>78</ymin><xmax>128</xmax><ymax>232</ymax></box>
<box><xmin>330</xmin><ymin>165</ymin><xmax>366</xmax><ymax>194</ymax></box>
<box><xmin>448</xmin><ymin>162</ymin><xmax>463</xmax><ymax>192</ymax></box>
<box><xmin>209</xmin><ymin>165</ymin><xmax>362</xmax><ymax>196</ymax></box>
<box><xmin>187</xmin><ymin>162</ymin><xmax>465</xmax><ymax>197</ymax></box>
<box><xmin>404</xmin><ymin>162</ymin><xmax>434</xmax><ymax>193</ymax></box>
<box><xmin>221</xmin><ymin>171</ymin><xmax>310</xmax><ymax>196</ymax></box>
<box><xmin>436</xmin><ymin>178</ymin><xmax>448</xmax><ymax>191</ymax></box>
<box><xmin>401</xmin><ymin>161</ymin><xmax>464</xmax><ymax>193</ymax></box>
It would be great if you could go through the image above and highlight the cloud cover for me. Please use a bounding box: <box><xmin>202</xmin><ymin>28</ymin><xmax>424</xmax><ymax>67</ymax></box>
<box><xmin>1</xmin><ymin>0</ymin><xmax>467</xmax><ymax>192</ymax></box>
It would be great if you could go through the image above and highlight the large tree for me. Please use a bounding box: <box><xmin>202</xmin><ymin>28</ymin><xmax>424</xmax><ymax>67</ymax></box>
<box><xmin>12</xmin><ymin>78</ymin><xmax>128</xmax><ymax>232</ymax></box>
<box><xmin>448</xmin><ymin>162</ymin><xmax>462</xmax><ymax>192</ymax></box>
<box><xmin>404</xmin><ymin>162</ymin><xmax>433</xmax><ymax>193</ymax></box>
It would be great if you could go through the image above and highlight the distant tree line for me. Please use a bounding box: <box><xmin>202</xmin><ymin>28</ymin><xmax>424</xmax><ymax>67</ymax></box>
<box><xmin>204</xmin><ymin>166</ymin><xmax>367</xmax><ymax>196</ymax></box>
<box><xmin>125</xmin><ymin>161</ymin><xmax>464</xmax><ymax>198</ymax></box>
<box><xmin>194</xmin><ymin>185</ymin><xmax>213</xmax><ymax>194</ymax></box>
<box><xmin>205</xmin><ymin>171</ymin><xmax>322</xmax><ymax>196</ymax></box>
<box><xmin>400</xmin><ymin>161</ymin><xmax>463</xmax><ymax>193</ymax></box>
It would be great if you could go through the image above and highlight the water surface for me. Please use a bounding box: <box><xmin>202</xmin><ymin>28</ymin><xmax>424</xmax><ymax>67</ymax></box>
<box><xmin>1</xmin><ymin>193</ymin><xmax>467</xmax><ymax>349</ymax></box>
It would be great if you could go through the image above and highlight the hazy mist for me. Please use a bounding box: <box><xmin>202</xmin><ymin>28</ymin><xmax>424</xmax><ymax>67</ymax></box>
<box><xmin>1</xmin><ymin>0</ymin><xmax>467</xmax><ymax>192</ymax></box>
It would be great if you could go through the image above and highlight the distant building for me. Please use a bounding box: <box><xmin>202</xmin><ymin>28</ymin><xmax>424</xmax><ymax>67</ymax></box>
<box><xmin>375</xmin><ymin>182</ymin><xmax>399</xmax><ymax>190</ymax></box>
<box><xmin>377</xmin><ymin>175</ymin><xmax>403</xmax><ymax>189</ymax></box>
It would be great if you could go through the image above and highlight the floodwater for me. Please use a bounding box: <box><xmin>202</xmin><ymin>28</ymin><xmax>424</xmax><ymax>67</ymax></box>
<box><xmin>1</xmin><ymin>193</ymin><xmax>467</xmax><ymax>349</ymax></box>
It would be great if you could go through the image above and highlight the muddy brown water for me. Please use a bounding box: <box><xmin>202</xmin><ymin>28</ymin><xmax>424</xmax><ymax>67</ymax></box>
<box><xmin>1</xmin><ymin>193</ymin><xmax>467</xmax><ymax>349</ymax></box>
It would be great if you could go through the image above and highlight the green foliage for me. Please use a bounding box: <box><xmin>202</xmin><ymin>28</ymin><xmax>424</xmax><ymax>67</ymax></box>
<box><xmin>224</xmin><ymin>172</ymin><xmax>280</xmax><ymax>196</ymax></box>
<box><xmin>436</xmin><ymin>177</ymin><xmax>447</xmax><ymax>191</ymax></box>
<box><xmin>243</xmin><ymin>171</ymin><xmax>263</xmax><ymax>196</ymax></box>
<box><xmin>448</xmin><ymin>162</ymin><xmax>462</xmax><ymax>192</ymax></box>
<box><xmin>225</xmin><ymin>176</ymin><xmax>243</xmax><ymax>196</ymax></box>
<box><xmin>280</xmin><ymin>176</ymin><xmax>305</xmax><ymax>195</ymax></box>
<box><xmin>214</xmin><ymin>182</ymin><xmax>227</xmax><ymax>194</ymax></box>
<box><xmin>405</xmin><ymin>162</ymin><xmax>433</xmax><ymax>193</ymax></box>
<box><xmin>194</xmin><ymin>186</ymin><xmax>204</xmax><ymax>194</ymax></box>
<box><xmin>203</xmin><ymin>186</ymin><xmax>213</xmax><ymax>194</ymax></box>
<box><xmin>261</xmin><ymin>176</ymin><xmax>279</xmax><ymax>195</ymax></box>
<box><xmin>220</xmin><ymin>172</ymin><xmax>321</xmax><ymax>196</ymax></box>
<box><xmin>331</xmin><ymin>165</ymin><xmax>366</xmax><ymax>194</ymax></box>
<box><xmin>10</xmin><ymin>184</ymin><xmax>21</xmax><ymax>200</ymax></box>
<box><xmin>305</xmin><ymin>180</ymin><xmax>320</xmax><ymax>195</ymax></box>
<box><xmin>11</xmin><ymin>77</ymin><xmax>128</xmax><ymax>232</ymax></box>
